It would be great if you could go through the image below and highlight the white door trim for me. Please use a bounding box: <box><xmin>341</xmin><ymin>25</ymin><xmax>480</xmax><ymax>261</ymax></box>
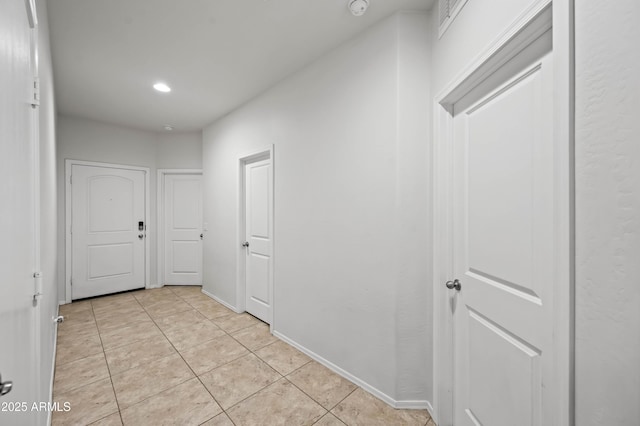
<box><xmin>156</xmin><ymin>168</ymin><xmax>203</xmax><ymax>288</ymax></box>
<box><xmin>64</xmin><ymin>159</ymin><xmax>151</xmax><ymax>304</ymax></box>
<box><xmin>432</xmin><ymin>1</ymin><xmax>574</xmax><ymax>424</ymax></box>
<box><xmin>236</xmin><ymin>146</ymin><xmax>275</xmax><ymax>329</ymax></box>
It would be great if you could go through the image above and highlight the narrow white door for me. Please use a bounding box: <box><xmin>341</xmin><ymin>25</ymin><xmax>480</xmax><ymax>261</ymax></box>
<box><xmin>451</xmin><ymin>52</ymin><xmax>554</xmax><ymax>425</ymax></box>
<box><xmin>71</xmin><ymin>164</ymin><xmax>146</xmax><ymax>299</ymax></box>
<box><xmin>0</xmin><ymin>0</ymin><xmax>39</xmax><ymax>421</ymax></box>
<box><xmin>244</xmin><ymin>158</ymin><xmax>272</xmax><ymax>323</ymax></box>
<box><xmin>163</xmin><ymin>174</ymin><xmax>203</xmax><ymax>285</ymax></box>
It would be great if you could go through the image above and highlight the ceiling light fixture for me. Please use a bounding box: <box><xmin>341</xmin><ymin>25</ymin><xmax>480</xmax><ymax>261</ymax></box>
<box><xmin>153</xmin><ymin>82</ymin><xmax>171</xmax><ymax>93</ymax></box>
<box><xmin>163</xmin><ymin>125</ymin><xmax>174</xmax><ymax>131</ymax></box>
<box><xmin>348</xmin><ymin>0</ymin><xmax>369</xmax><ymax>16</ymax></box>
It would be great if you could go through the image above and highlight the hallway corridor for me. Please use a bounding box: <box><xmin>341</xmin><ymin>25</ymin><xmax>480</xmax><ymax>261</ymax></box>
<box><xmin>52</xmin><ymin>287</ymin><xmax>434</xmax><ymax>425</ymax></box>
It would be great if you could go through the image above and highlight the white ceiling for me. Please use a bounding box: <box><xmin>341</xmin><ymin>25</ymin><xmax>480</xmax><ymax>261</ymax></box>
<box><xmin>48</xmin><ymin>0</ymin><xmax>434</xmax><ymax>133</ymax></box>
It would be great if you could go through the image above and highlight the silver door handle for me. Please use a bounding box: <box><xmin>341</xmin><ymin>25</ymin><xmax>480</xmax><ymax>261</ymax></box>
<box><xmin>445</xmin><ymin>279</ymin><xmax>461</xmax><ymax>291</ymax></box>
<box><xmin>242</xmin><ymin>241</ymin><xmax>249</xmax><ymax>248</ymax></box>
<box><xmin>0</xmin><ymin>374</ymin><xmax>13</xmax><ymax>396</ymax></box>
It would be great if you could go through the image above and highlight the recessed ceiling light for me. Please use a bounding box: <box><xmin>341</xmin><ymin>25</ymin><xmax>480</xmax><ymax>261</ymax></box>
<box><xmin>163</xmin><ymin>125</ymin><xmax>174</xmax><ymax>131</ymax></box>
<box><xmin>153</xmin><ymin>82</ymin><xmax>171</xmax><ymax>93</ymax></box>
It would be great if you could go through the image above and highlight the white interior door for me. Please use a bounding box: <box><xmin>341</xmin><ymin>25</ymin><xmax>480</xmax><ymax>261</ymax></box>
<box><xmin>163</xmin><ymin>173</ymin><xmax>203</xmax><ymax>285</ymax></box>
<box><xmin>244</xmin><ymin>157</ymin><xmax>272</xmax><ymax>323</ymax></box>
<box><xmin>71</xmin><ymin>164</ymin><xmax>146</xmax><ymax>299</ymax></box>
<box><xmin>451</xmin><ymin>51</ymin><xmax>554</xmax><ymax>426</ymax></box>
<box><xmin>0</xmin><ymin>0</ymin><xmax>39</xmax><ymax>421</ymax></box>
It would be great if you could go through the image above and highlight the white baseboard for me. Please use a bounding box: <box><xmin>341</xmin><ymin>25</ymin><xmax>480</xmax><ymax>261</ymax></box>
<box><xmin>201</xmin><ymin>289</ymin><xmax>242</xmax><ymax>314</ymax></box>
<box><xmin>395</xmin><ymin>399</ymin><xmax>432</xmax><ymax>410</ymax></box>
<box><xmin>58</xmin><ymin>299</ymin><xmax>67</xmax><ymax>306</ymax></box>
<box><xmin>425</xmin><ymin>400</ymin><xmax>435</xmax><ymax>422</ymax></box>
<box><xmin>272</xmin><ymin>331</ymin><xmax>432</xmax><ymax>411</ymax></box>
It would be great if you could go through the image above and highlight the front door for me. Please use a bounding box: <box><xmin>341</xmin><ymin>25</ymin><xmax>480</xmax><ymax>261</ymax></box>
<box><xmin>451</xmin><ymin>51</ymin><xmax>555</xmax><ymax>425</ymax></box>
<box><xmin>71</xmin><ymin>164</ymin><xmax>146</xmax><ymax>299</ymax></box>
<box><xmin>163</xmin><ymin>173</ymin><xmax>203</xmax><ymax>285</ymax></box>
<box><xmin>244</xmin><ymin>157</ymin><xmax>272</xmax><ymax>323</ymax></box>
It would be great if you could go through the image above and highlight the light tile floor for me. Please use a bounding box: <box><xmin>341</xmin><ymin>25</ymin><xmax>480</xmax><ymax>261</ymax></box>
<box><xmin>53</xmin><ymin>286</ymin><xmax>435</xmax><ymax>426</ymax></box>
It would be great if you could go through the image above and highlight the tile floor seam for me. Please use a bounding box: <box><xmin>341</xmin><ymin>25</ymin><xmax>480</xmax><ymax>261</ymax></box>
<box><xmin>116</xmin><ymin>374</ymin><xmax>196</xmax><ymax>419</ymax></box>
<box><xmin>283</xmin><ymin>375</ymin><xmax>343</xmax><ymax>413</ymax></box>
<box><xmin>99</xmin><ymin>335</ymin><xmax>161</xmax><ymax>352</ymax></box>
<box><xmin>108</xmin><ymin>350</ymin><xmax>183</xmax><ymax>380</ymax></box>
<box><xmin>135</xmin><ymin>292</ymin><xmax>237</xmax><ymax>419</ymax></box>
<box><xmin>314</xmin><ymin>412</ymin><xmax>348</xmax><ymax>426</ymax></box>
<box><xmin>327</xmin><ymin>386</ymin><xmax>359</xmax><ymax>424</ymax></box>
<box><xmin>137</xmin><ymin>296</ymin><xmax>204</xmax><ymax>378</ymax></box>
<box><xmin>203</xmin><ymin>368</ymin><xmax>283</xmax><ymax>415</ymax></box>
<box><xmin>158</xmin><ymin>297</ymin><xmax>266</xmax><ymax>377</ymax></box>
<box><xmin>55</xmin><ymin>287</ymin><xmax>433</xmax><ymax>426</ymax></box>
<box><xmin>250</xmin><ymin>340</ymin><xmax>314</xmax><ymax>377</ymax></box>
<box><xmin>54</xmin><ymin>349</ymin><xmax>104</xmax><ymax>368</ymax></box>
<box><xmin>173</xmin><ymin>288</ymin><xmax>243</xmax><ymax>426</ymax></box>
<box><xmin>51</xmin><ymin>359</ymin><xmax>110</xmax><ymax>396</ymax></box>
<box><xmin>90</xmin><ymin>300</ymin><xmax>125</xmax><ymax>426</ymax></box>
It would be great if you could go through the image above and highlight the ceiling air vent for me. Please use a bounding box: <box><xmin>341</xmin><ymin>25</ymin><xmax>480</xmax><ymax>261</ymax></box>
<box><xmin>439</xmin><ymin>0</ymin><xmax>469</xmax><ymax>37</ymax></box>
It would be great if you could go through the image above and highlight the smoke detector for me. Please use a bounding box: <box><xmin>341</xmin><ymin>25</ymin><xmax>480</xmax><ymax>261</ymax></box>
<box><xmin>348</xmin><ymin>0</ymin><xmax>369</xmax><ymax>16</ymax></box>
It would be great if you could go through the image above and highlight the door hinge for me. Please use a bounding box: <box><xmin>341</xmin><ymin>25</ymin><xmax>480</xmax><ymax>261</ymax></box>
<box><xmin>69</xmin><ymin>174</ymin><xmax>73</xmax><ymax>184</ymax></box>
<box><xmin>31</xmin><ymin>77</ymin><xmax>40</xmax><ymax>108</ymax></box>
<box><xmin>70</xmin><ymin>277</ymin><xmax>73</xmax><ymax>286</ymax></box>
<box><xmin>33</xmin><ymin>271</ymin><xmax>43</xmax><ymax>301</ymax></box>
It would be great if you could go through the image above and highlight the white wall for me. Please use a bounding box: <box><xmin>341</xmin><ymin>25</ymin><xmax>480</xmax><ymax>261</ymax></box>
<box><xmin>430</xmin><ymin>0</ymin><xmax>535</xmax><ymax>95</ymax></box>
<box><xmin>202</xmin><ymin>13</ymin><xmax>431</xmax><ymax>404</ymax></box>
<box><xmin>56</xmin><ymin>115</ymin><xmax>202</xmax><ymax>300</ymax></box>
<box><xmin>157</xmin><ymin>131</ymin><xmax>203</xmax><ymax>169</ymax></box>
<box><xmin>574</xmin><ymin>0</ymin><xmax>640</xmax><ymax>424</ymax></box>
<box><xmin>395</xmin><ymin>13</ymin><xmax>432</xmax><ymax>402</ymax></box>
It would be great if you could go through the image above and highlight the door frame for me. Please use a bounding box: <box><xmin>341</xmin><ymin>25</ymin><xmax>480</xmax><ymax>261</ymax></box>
<box><xmin>156</xmin><ymin>168</ymin><xmax>203</xmax><ymax>287</ymax></box>
<box><xmin>432</xmin><ymin>1</ymin><xmax>574</xmax><ymax>425</ymax></box>
<box><xmin>64</xmin><ymin>159</ymin><xmax>151</xmax><ymax>303</ymax></box>
<box><xmin>236</xmin><ymin>146</ymin><xmax>275</xmax><ymax>329</ymax></box>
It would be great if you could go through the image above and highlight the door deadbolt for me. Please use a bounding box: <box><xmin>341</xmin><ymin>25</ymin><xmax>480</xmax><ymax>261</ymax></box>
<box><xmin>242</xmin><ymin>241</ymin><xmax>249</xmax><ymax>248</ymax></box>
<box><xmin>446</xmin><ymin>279</ymin><xmax>462</xmax><ymax>291</ymax></box>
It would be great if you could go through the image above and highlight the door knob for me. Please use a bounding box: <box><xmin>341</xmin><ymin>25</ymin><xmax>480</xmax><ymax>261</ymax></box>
<box><xmin>200</xmin><ymin>234</ymin><xmax>204</xmax><ymax>240</ymax></box>
<box><xmin>0</xmin><ymin>374</ymin><xmax>13</xmax><ymax>396</ymax></box>
<box><xmin>242</xmin><ymin>241</ymin><xmax>249</xmax><ymax>248</ymax></box>
<box><xmin>446</xmin><ymin>279</ymin><xmax>461</xmax><ymax>291</ymax></box>
<box><xmin>138</xmin><ymin>234</ymin><xmax>144</xmax><ymax>239</ymax></box>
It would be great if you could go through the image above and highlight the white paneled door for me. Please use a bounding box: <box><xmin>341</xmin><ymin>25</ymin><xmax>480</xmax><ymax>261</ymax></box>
<box><xmin>451</xmin><ymin>52</ymin><xmax>554</xmax><ymax>425</ymax></box>
<box><xmin>0</xmin><ymin>0</ymin><xmax>40</xmax><ymax>422</ymax></box>
<box><xmin>71</xmin><ymin>164</ymin><xmax>146</xmax><ymax>299</ymax></box>
<box><xmin>163</xmin><ymin>173</ymin><xmax>203</xmax><ymax>285</ymax></box>
<box><xmin>244</xmin><ymin>158</ymin><xmax>272</xmax><ymax>323</ymax></box>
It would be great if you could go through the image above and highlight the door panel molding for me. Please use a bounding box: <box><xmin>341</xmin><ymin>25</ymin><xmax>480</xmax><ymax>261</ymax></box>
<box><xmin>432</xmin><ymin>1</ymin><xmax>574</xmax><ymax>424</ymax></box>
<box><xmin>64</xmin><ymin>159</ymin><xmax>150</xmax><ymax>304</ymax></box>
<box><xmin>237</xmin><ymin>146</ymin><xmax>274</xmax><ymax>329</ymax></box>
<box><xmin>156</xmin><ymin>169</ymin><xmax>203</xmax><ymax>287</ymax></box>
